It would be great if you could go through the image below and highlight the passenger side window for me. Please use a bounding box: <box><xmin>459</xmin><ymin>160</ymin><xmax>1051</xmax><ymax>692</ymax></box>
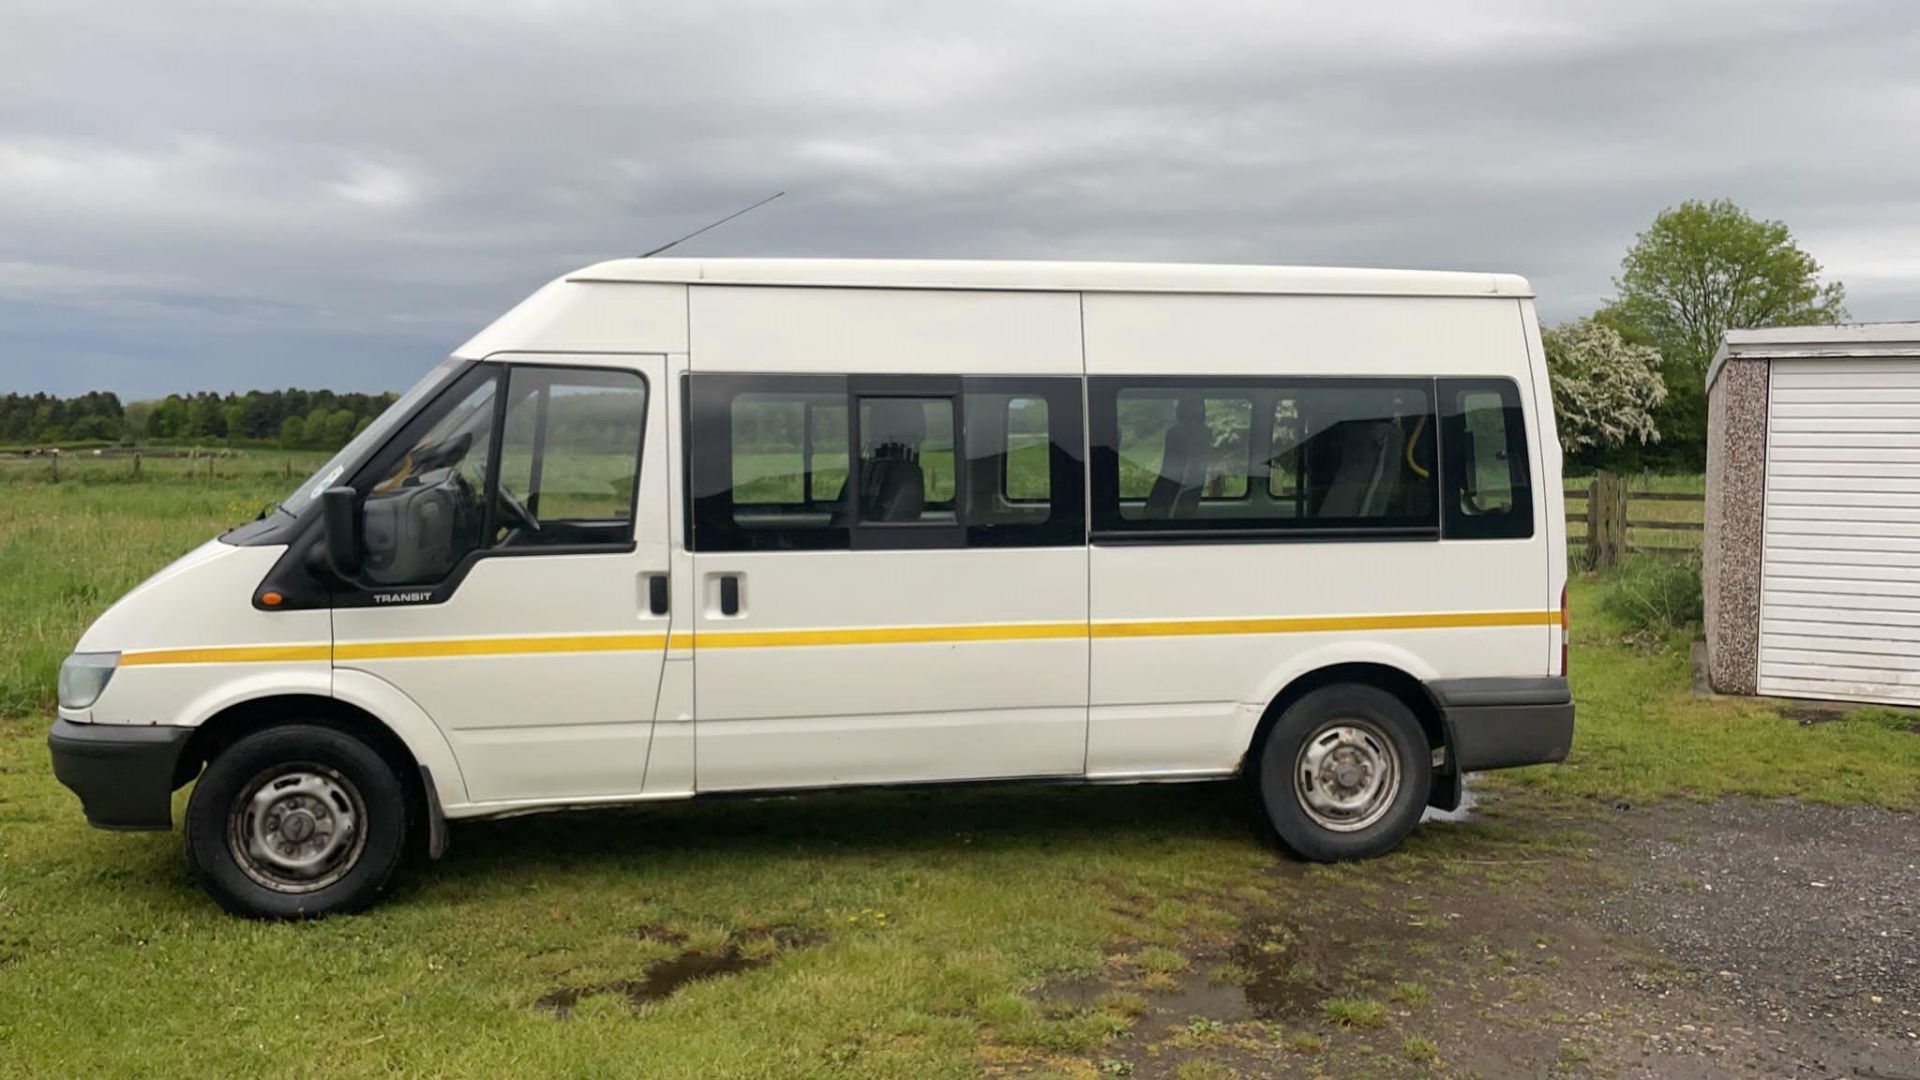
<box><xmin>689</xmin><ymin>374</ymin><xmax>1084</xmax><ymax>551</ymax></box>
<box><xmin>1440</xmin><ymin>378</ymin><xmax>1532</xmax><ymax>539</ymax></box>
<box><xmin>495</xmin><ymin>367</ymin><xmax>648</xmax><ymax>548</ymax></box>
<box><xmin>729</xmin><ymin>391</ymin><xmax>849</xmax><ymax>515</ymax></box>
<box><xmin>1091</xmin><ymin>378</ymin><xmax>1437</xmax><ymax>537</ymax></box>
<box><xmin>1003</xmin><ymin>397</ymin><xmax>1050</xmax><ymax>503</ymax></box>
<box><xmin>856</xmin><ymin>396</ymin><xmax>957</xmax><ymax>527</ymax></box>
<box><xmin>961</xmin><ymin>379</ymin><xmax>1084</xmax><ymax>547</ymax></box>
<box><xmin>1114</xmin><ymin>392</ymin><xmax>1253</xmax><ymax>510</ymax></box>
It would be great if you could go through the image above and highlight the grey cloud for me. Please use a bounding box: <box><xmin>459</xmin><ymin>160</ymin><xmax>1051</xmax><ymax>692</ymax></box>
<box><xmin>2</xmin><ymin>0</ymin><xmax>1917</xmax><ymax>396</ymax></box>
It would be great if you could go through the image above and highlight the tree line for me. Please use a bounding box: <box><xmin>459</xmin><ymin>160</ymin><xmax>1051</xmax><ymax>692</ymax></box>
<box><xmin>0</xmin><ymin>388</ymin><xmax>399</xmax><ymax>450</ymax></box>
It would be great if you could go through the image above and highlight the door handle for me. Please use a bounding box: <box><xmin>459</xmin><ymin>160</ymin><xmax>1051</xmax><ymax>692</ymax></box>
<box><xmin>718</xmin><ymin>575</ymin><xmax>741</xmax><ymax>617</ymax></box>
<box><xmin>647</xmin><ymin>574</ymin><xmax>669</xmax><ymax>616</ymax></box>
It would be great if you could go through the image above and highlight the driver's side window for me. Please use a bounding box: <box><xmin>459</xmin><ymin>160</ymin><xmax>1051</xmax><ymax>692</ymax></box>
<box><xmin>494</xmin><ymin>367</ymin><xmax>648</xmax><ymax>548</ymax></box>
<box><xmin>361</xmin><ymin>367</ymin><xmax>499</xmax><ymax>587</ymax></box>
<box><xmin>358</xmin><ymin>363</ymin><xmax>650</xmax><ymax>588</ymax></box>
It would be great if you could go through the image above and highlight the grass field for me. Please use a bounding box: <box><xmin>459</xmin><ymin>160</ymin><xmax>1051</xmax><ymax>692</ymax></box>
<box><xmin>2</xmin><ymin>463</ymin><xmax>1917</xmax><ymax>1076</ymax></box>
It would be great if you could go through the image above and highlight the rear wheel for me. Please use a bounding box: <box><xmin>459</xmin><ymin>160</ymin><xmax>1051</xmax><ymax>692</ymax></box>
<box><xmin>1255</xmin><ymin>684</ymin><xmax>1430</xmax><ymax>862</ymax></box>
<box><xmin>185</xmin><ymin>724</ymin><xmax>409</xmax><ymax>919</ymax></box>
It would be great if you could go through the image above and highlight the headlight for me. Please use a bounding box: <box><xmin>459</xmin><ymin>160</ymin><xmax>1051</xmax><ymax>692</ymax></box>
<box><xmin>57</xmin><ymin>652</ymin><xmax>120</xmax><ymax>710</ymax></box>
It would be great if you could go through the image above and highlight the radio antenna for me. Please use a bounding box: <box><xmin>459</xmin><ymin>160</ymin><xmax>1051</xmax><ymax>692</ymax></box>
<box><xmin>638</xmin><ymin>191</ymin><xmax>786</xmax><ymax>258</ymax></box>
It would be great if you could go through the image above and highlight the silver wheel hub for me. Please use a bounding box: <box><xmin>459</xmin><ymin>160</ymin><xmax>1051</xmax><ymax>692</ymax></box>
<box><xmin>230</xmin><ymin>767</ymin><xmax>365</xmax><ymax>892</ymax></box>
<box><xmin>1294</xmin><ymin>720</ymin><xmax>1401</xmax><ymax>833</ymax></box>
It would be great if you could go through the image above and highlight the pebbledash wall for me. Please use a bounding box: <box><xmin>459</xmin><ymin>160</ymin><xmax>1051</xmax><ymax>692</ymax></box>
<box><xmin>1704</xmin><ymin>323</ymin><xmax>1920</xmax><ymax>705</ymax></box>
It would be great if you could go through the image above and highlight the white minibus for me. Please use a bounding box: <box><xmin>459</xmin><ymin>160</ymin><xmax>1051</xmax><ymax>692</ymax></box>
<box><xmin>49</xmin><ymin>259</ymin><xmax>1573</xmax><ymax>918</ymax></box>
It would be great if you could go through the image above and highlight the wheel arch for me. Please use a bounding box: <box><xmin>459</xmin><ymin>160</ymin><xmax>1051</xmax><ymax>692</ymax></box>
<box><xmin>1243</xmin><ymin>661</ymin><xmax>1450</xmax><ymax>804</ymax></box>
<box><xmin>175</xmin><ymin>694</ymin><xmax>423</xmax><ymax>794</ymax></box>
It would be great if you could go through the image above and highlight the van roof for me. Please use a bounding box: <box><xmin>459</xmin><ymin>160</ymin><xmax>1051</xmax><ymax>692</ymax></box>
<box><xmin>565</xmin><ymin>258</ymin><xmax>1533</xmax><ymax>299</ymax></box>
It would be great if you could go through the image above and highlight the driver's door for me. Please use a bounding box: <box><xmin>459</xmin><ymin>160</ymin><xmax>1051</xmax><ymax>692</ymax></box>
<box><xmin>331</xmin><ymin>354</ymin><xmax>673</xmax><ymax>807</ymax></box>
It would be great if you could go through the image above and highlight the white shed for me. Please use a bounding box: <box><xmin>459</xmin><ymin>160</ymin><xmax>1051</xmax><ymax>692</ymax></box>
<box><xmin>1703</xmin><ymin>323</ymin><xmax>1920</xmax><ymax>706</ymax></box>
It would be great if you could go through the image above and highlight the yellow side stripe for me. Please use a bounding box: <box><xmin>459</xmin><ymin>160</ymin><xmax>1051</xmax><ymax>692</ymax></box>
<box><xmin>334</xmin><ymin>634</ymin><xmax>668</xmax><ymax>661</ymax></box>
<box><xmin>1091</xmin><ymin>609</ymin><xmax>1558</xmax><ymax>639</ymax></box>
<box><xmin>120</xmin><ymin>644</ymin><xmax>331</xmax><ymax>667</ymax></box>
<box><xmin>116</xmin><ymin>611</ymin><xmax>1559</xmax><ymax>666</ymax></box>
<box><xmin>690</xmin><ymin>621</ymin><xmax>1088</xmax><ymax>650</ymax></box>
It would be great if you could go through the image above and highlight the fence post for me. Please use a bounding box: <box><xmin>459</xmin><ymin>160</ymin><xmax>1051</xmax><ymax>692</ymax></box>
<box><xmin>49</xmin><ymin>448</ymin><xmax>60</xmax><ymax>483</ymax></box>
<box><xmin>1586</xmin><ymin>471</ymin><xmax>1628</xmax><ymax>571</ymax></box>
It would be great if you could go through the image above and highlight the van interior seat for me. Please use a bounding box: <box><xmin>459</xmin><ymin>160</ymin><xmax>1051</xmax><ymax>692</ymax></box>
<box><xmin>858</xmin><ymin>399</ymin><xmax>927</xmax><ymax>522</ymax></box>
<box><xmin>1145</xmin><ymin>397</ymin><xmax>1211</xmax><ymax>519</ymax></box>
<box><xmin>1316</xmin><ymin>419</ymin><xmax>1398</xmax><ymax>519</ymax></box>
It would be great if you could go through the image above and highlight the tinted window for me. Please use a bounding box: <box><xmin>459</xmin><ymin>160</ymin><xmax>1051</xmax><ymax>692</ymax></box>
<box><xmin>1002</xmin><ymin>397</ymin><xmax>1051</xmax><ymax>503</ymax></box>
<box><xmin>1114</xmin><ymin>391</ymin><xmax>1253</xmax><ymax>508</ymax></box>
<box><xmin>857</xmin><ymin>396</ymin><xmax>957</xmax><ymax>526</ymax></box>
<box><xmin>1091</xmin><ymin>378</ymin><xmax>1437</xmax><ymax>537</ymax></box>
<box><xmin>961</xmin><ymin>379</ymin><xmax>1084</xmax><ymax>547</ymax></box>
<box><xmin>1440</xmin><ymin>378</ymin><xmax>1532</xmax><ymax>539</ymax></box>
<box><xmin>689</xmin><ymin>374</ymin><xmax>1083</xmax><ymax>551</ymax></box>
<box><xmin>691</xmin><ymin>375</ymin><xmax>851</xmax><ymax>551</ymax></box>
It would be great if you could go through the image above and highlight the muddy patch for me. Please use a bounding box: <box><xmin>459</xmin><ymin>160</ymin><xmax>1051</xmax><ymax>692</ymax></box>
<box><xmin>537</xmin><ymin>924</ymin><xmax>825</xmax><ymax>1018</ymax></box>
<box><xmin>1005</xmin><ymin>795</ymin><xmax>1920</xmax><ymax>1078</ymax></box>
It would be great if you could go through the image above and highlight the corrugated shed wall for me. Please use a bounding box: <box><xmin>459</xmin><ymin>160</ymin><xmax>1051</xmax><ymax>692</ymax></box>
<box><xmin>1759</xmin><ymin>357</ymin><xmax>1920</xmax><ymax>705</ymax></box>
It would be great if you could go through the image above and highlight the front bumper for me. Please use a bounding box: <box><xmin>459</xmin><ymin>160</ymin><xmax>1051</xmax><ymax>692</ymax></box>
<box><xmin>1431</xmin><ymin>677</ymin><xmax>1576</xmax><ymax>772</ymax></box>
<box><xmin>47</xmin><ymin>719</ymin><xmax>194</xmax><ymax>830</ymax></box>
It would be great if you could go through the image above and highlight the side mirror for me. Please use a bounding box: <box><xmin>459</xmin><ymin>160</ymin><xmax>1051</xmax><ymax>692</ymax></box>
<box><xmin>321</xmin><ymin>486</ymin><xmax>363</xmax><ymax>579</ymax></box>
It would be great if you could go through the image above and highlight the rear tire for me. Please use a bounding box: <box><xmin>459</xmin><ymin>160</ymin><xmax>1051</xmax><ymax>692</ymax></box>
<box><xmin>1255</xmin><ymin>684</ymin><xmax>1430</xmax><ymax>862</ymax></box>
<box><xmin>185</xmin><ymin>724</ymin><xmax>409</xmax><ymax>919</ymax></box>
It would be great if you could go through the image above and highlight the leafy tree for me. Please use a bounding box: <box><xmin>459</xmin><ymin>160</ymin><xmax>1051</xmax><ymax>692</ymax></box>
<box><xmin>1604</xmin><ymin>198</ymin><xmax>1848</xmax><ymax>466</ymax></box>
<box><xmin>1542</xmin><ymin>318</ymin><xmax>1668</xmax><ymax>465</ymax></box>
<box><xmin>279</xmin><ymin>415</ymin><xmax>306</xmax><ymax>449</ymax></box>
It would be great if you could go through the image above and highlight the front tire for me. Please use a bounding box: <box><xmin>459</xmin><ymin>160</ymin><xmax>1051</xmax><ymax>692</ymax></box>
<box><xmin>1255</xmin><ymin>684</ymin><xmax>1431</xmax><ymax>862</ymax></box>
<box><xmin>185</xmin><ymin>724</ymin><xmax>409</xmax><ymax>919</ymax></box>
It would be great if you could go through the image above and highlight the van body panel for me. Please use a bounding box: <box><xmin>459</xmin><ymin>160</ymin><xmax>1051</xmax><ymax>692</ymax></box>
<box><xmin>330</xmin><ymin>666</ymin><xmax>472</xmax><ymax>807</ymax></box>
<box><xmin>330</xmin><ymin>353</ymin><xmax>674</xmax><ymax>805</ymax></box>
<box><xmin>75</xmin><ymin>542</ymin><xmax>331</xmax><ymax>730</ymax></box>
<box><xmin>1516</xmin><ymin>300</ymin><xmax>1570</xmax><ymax>672</ymax></box>
<box><xmin>1081</xmin><ymin>293</ymin><xmax>1527</xmax><ymax>377</ymax></box>
<box><xmin>688</xmin><ymin>286</ymin><xmax>1083</xmax><ymax>375</ymax></box>
<box><xmin>690</xmin><ymin>547</ymin><xmax>1090</xmax><ymax>791</ymax></box>
<box><xmin>455</xmin><ymin>282</ymin><xmax>687</xmax><ymax>360</ymax></box>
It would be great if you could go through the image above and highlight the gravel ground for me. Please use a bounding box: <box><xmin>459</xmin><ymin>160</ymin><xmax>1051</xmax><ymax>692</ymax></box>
<box><xmin>1595</xmin><ymin>798</ymin><xmax>1920</xmax><ymax>1071</ymax></box>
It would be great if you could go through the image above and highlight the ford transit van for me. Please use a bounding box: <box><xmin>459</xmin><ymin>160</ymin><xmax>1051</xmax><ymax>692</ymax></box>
<box><xmin>49</xmin><ymin>259</ymin><xmax>1574</xmax><ymax>917</ymax></box>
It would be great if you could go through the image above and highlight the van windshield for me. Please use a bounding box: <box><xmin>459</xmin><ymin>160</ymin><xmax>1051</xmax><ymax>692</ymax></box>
<box><xmin>282</xmin><ymin>357</ymin><xmax>468</xmax><ymax>511</ymax></box>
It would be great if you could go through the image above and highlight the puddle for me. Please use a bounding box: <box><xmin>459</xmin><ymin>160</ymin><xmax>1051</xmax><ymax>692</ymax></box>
<box><xmin>537</xmin><ymin>925</ymin><xmax>824</xmax><ymax>1018</ymax></box>
<box><xmin>1420</xmin><ymin>782</ymin><xmax>1479</xmax><ymax>824</ymax></box>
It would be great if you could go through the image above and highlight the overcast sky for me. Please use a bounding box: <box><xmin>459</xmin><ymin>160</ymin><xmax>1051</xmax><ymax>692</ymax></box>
<box><xmin>4</xmin><ymin>0</ymin><xmax>1917</xmax><ymax>398</ymax></box>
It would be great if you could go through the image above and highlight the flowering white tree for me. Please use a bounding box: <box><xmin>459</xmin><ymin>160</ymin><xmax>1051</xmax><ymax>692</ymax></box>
<box><xmin>1542</xmin><ymin>318</ymin><xmax>1668</xmax><ymax>453</ymax></box>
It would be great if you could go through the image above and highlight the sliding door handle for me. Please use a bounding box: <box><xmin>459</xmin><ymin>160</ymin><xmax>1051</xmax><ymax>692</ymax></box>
<box><xmin>646</xmin><ymin>574</ymin><xmax>669</xmax><ymax>616</ymax></box>
<box><xmin>718</xmin><ymin>575</ymin><xmax>741</xmax><ymax>617</ymax></box>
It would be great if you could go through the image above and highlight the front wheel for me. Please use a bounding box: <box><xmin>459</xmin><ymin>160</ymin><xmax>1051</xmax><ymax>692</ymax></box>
<box><xmin>185</xmin><ymin>724</ymin><xmax>409</xmax><ymax>919</ymax></box>
<box><xmin>1255</xmin><ymin>684</ymin><xmax>1431</xmax><ymax>862</ymax></box>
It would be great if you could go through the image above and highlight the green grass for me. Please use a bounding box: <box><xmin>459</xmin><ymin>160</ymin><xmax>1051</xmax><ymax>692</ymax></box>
<box><xmin>3</xmin><ymin>469</ymin><xmax>1918</xmax><ymax>1074</ymax></box>
<box><xmin>1497</xmin><ymin>576</ymin><xmax>1920</xmax><ymax>809</ymax></box>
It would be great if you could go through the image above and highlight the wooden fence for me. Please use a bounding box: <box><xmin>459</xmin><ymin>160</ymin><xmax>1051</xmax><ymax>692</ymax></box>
<box><xmin>1565</xmin><ymin>472</ymin><xmax>1704</xmax><ymax>570</ymax></box>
